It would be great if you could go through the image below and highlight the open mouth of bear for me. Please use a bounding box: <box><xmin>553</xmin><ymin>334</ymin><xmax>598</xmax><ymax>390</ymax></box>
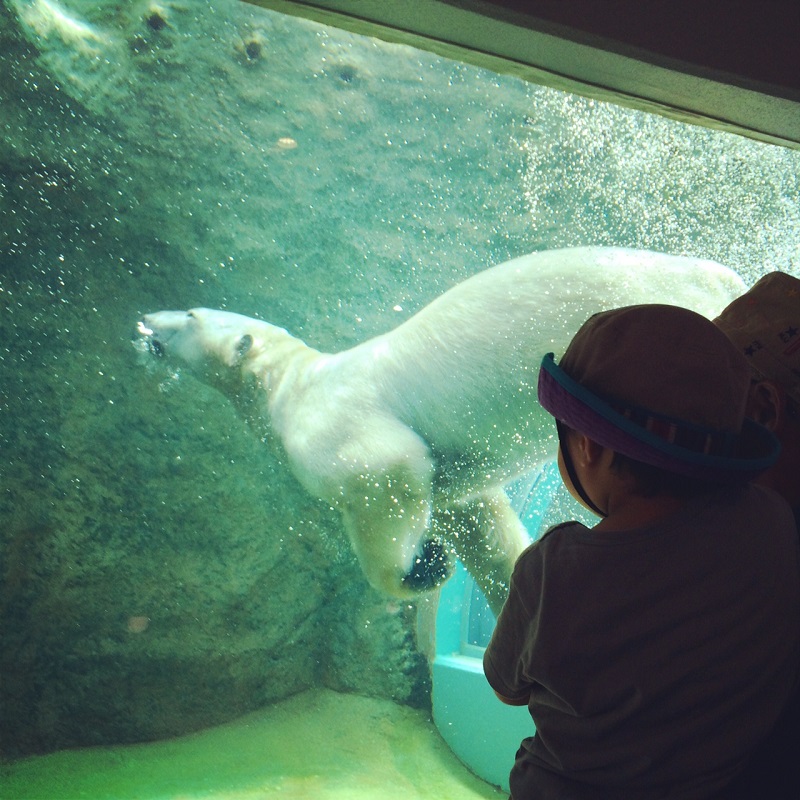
<box><xmin>136</xmin><ymin>320</ymin><xmax>164</xmax><ymax>357</ymax></box>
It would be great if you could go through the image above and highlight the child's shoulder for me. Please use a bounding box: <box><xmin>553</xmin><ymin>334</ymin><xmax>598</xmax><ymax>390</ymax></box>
<box><xmin>539</xmin><ymin>520</ymin><xmax>592</xmax><ymax>540</ymax></box>
<box><xmin>514</xmin><ymin>520</ymin><xmax>594</xmax><ymax>576</ymax></box>
<box><xmin>523</xmin><ymin>521</ymin><xmax>592</xmax><ymax>556</ymax></box>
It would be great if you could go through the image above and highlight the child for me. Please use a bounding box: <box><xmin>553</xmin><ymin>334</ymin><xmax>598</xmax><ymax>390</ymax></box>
<box><xmin>484</xmin><ymin>304</ymin><xmax>800</xmax><ymax>799</ymax></box>
<box><xmin>712</xmin><ymin>272</ymin><xmax>800</xmax><ymax>798</ymax></box>
<box><xmin>715</xmin><ymin>270</ymin><xmax>800</xmax><ymax>526</ymax></box>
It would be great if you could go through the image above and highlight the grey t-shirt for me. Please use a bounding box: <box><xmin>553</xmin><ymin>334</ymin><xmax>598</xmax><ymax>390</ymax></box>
<box><xmin>484</xmin><ymin>484</ymin><xmax>800</xmax><ymax>799</ymax></box>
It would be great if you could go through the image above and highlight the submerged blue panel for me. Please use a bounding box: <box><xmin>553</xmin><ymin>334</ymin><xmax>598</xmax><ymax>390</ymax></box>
<box><xmin>431</xmin><ymin>461</ymin><xmax>568</xmax><ymax>787</ymax></box>
<box><xmin>433</xmin><ymin>561</ymin><xmax>533</xmax><ymax>790</ymax></box>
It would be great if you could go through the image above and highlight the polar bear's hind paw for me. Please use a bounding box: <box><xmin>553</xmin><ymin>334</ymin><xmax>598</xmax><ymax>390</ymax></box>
<box><xmin>402</xmin><ymin>538</ymin><xmax>454</xmax><ymax>591</ymax></box>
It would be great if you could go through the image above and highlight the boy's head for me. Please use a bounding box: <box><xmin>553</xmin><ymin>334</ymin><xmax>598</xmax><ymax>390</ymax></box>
<box><xmin>714</xmin><ymin>271</ymin><xmax>800</xmax><ymax>407</ymax></box>
<box><xmin>537</xmin><ymin>304</ymin><xmax>780</xmax><ymax>507</ymax></box>
<box><xmin>714</xmin><ymin>271</ymin><xmax>800</xmax><ymax>507</ymax></box>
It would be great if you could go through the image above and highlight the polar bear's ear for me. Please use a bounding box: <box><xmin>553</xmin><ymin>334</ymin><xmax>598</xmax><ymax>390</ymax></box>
<box><xmin>231</xmin><ymin>334</ymin><xmax>253</xmax><ymax>366</ymax></box>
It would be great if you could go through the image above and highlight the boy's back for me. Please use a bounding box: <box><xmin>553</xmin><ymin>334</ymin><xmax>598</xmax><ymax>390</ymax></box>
<box><xmin>485</xmin><ymin>483</ymin><xmax>799</xmax><ymax>798</ymax></box>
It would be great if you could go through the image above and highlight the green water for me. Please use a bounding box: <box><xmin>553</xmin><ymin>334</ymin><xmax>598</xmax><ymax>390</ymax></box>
<box><xmin>1</xmin><ymin>0</ymin><xmax>799</xmax><ymax>797</ymax></box>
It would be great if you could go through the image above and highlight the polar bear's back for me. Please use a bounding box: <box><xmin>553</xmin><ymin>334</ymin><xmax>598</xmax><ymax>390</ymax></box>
<box><xmin>353</xmin><ymin>247</ymin><xmax>745</xmax><ymax>491</ymax></box>
<box><xmin>399</xmin><ymin>247</ymin><xmax>744</xmax><ymax>354</ymax></box>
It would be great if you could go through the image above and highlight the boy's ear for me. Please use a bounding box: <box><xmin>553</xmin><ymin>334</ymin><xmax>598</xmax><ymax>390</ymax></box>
<box><xmin>748</xmin><ymin>381</ymin><xmax>781</xmax><ymax>431</ymax></box>
<box><xmin>575</xmin><ymin>434</ymin><xmax>606</xmax><ymax>465</ymax></box>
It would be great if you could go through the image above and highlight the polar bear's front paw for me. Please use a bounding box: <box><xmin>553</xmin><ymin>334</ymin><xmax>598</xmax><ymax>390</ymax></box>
<box><xmin>401</xmin><ymin>538</ymin><xmax>454</xmax><ymax>591</ymax></box>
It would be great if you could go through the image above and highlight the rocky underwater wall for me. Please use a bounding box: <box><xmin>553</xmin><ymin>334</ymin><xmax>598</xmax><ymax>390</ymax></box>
<box><xmin>1</xmin><ymin>0</ymin><xmax>799</xmax><ymax>759</ymax></box>
<box><xmin>0</xmin><ymin>0</ymin><xmax>477</xmax><ymax>756</ymax></box>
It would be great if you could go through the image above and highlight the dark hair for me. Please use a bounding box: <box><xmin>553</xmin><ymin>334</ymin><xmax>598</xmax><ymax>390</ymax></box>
<box><xmin>559</xmin><ymin>423</ymin><xmax>721</xmax><ymax>498</ymax></box>
<box><xmin>609</xmin><ymin>452</ymin><xmax>720</xmax><ymax>498</ymax></box>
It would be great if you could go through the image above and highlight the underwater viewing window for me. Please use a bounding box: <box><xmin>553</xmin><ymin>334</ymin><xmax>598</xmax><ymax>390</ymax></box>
<box><xmin>464</xmin><ymin>577</ymin><xmax>496</xmax><ymax>652</ymax></box>
<box><xmin>455</xmin><ymin>460</ymin><xmax>575</xmax><ymax>655</ymax></box>
<box><xmin>1</xmin><ymin>1</ymin><xmax>799</xmax><ymax>799</ymax></box>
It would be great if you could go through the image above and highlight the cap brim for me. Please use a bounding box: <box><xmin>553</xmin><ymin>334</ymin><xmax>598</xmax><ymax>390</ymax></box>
<box><xmin>537</xmin><ymin>353</ymin><xmax>780</xmax><ymax>483</ymax></box>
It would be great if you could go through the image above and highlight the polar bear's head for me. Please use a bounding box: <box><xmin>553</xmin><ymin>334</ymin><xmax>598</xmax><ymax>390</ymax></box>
<box><xmin>137</xmin><ymin>307</ymin><xmax>310</xmax><ymax>396</ymax></box>
<box><xmin>138</xmin><ymin>308</ymin><xmax>260</xmax><ymax>369</ymax></box>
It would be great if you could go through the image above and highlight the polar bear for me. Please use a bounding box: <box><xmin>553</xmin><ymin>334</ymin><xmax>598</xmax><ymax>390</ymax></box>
<box><xmin>137</xmin><ymin>247</ymin><xmax>745</xmax><ymax>615</ymax></box>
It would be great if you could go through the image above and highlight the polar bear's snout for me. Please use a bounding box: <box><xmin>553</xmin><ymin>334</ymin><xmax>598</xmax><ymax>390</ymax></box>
<box><xmin>136</xmin><ymin>317</ymin><xmax>159</xmax><ymax>355</ymax></box>
<box><xmin>137</xmin><ymin>310</ymin><xmax>195</xmax><ymax>358</ymax></box>
<box><xmin>402</xmin><ymin>537</ymin><xmax>454</xmax><ymax>592</ymax></box>
<box><xmin>137</xmin><ymin>316</ymin><xmax>169</xmax><ymax>357</ymax></box>
<box><xmin>146</xmin><ymin>335</ymin><xmax>165</xmax><ymax>358</ymax></box>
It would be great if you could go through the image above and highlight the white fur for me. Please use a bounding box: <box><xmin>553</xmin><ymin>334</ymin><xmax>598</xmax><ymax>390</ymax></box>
<box><xmin>139</xmin><ymin>247</ymin><xmax>745</xmax><ymax>614</ymax></box>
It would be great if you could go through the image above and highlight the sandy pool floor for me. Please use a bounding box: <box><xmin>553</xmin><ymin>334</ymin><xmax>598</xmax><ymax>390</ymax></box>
<box><xmin>1</xmin><ymin>689</ymin><xmax>506</xmax><ymax>799</ymax></box>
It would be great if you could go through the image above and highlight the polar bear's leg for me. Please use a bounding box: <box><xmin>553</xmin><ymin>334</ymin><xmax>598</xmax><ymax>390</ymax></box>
<box><xmin>434</xmin><ymin>490</ymin><xmax>529</xmax><ymax>617</ymax></box>
<box><xmin>337</xmin><ymin>430</ymin><xmax>453</xmax><ymax>598</ymax></box>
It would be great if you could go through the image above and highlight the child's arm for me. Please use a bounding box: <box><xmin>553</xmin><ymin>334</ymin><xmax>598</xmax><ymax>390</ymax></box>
<box><xmin>482</xmin><ymin>548</ymin><xmax>539</xmax><ymax>704</ymax></box>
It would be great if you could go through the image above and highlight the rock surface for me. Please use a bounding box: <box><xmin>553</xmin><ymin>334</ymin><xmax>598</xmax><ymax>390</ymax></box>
<box><xmin>1</xmin><ymin>0</ymin><xmax>798</xmax><ymax>759</ymax></box>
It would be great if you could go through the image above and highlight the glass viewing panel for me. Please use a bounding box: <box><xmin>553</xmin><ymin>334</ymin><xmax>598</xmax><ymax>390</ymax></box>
<box><xmin>1</xmin><ymin>0</ymin><xmax>798</xmax><ymax>797</ymax></box>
